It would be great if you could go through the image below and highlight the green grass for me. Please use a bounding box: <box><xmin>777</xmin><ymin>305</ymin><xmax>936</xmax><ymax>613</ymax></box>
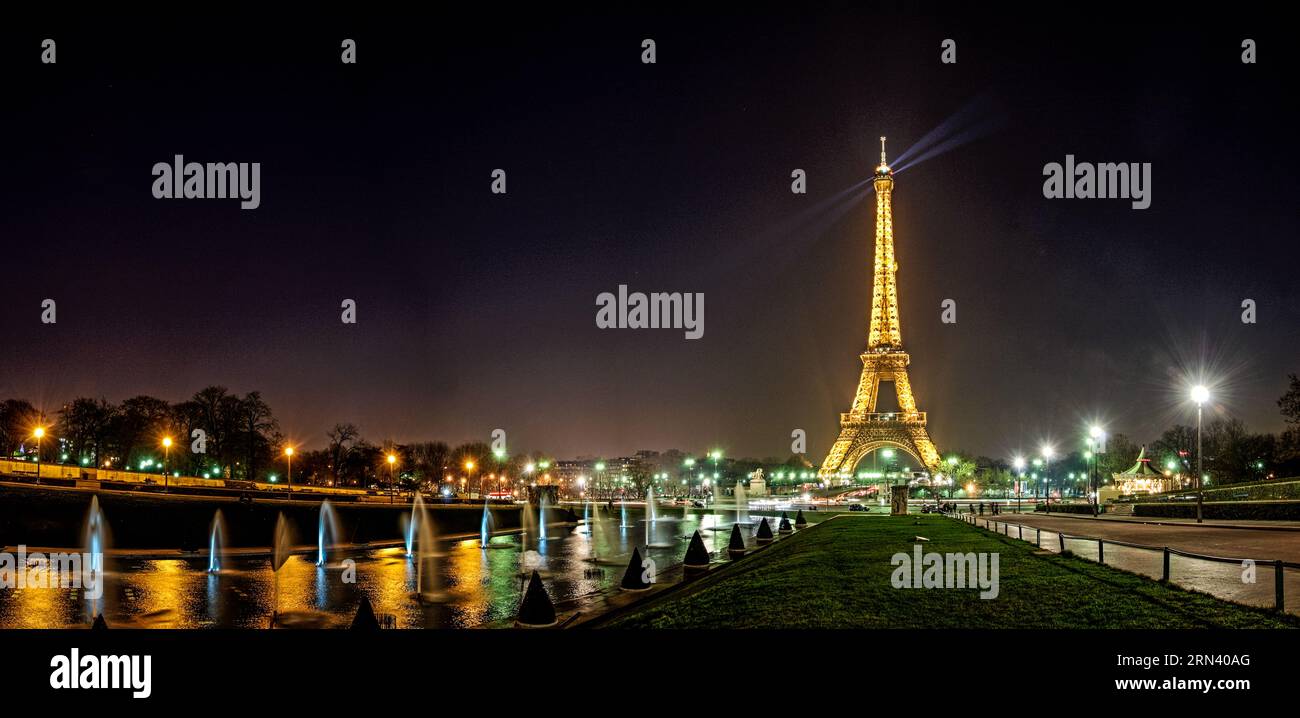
<box><xmin>599</xmin><ymin>516</ymin><xmax>1300</xmax><ymax>629</ymax></box>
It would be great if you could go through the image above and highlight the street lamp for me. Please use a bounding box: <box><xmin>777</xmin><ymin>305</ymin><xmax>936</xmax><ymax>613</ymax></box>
<box><xmin>1040</xmin><ymin>444</ymin><xmax>1054</xmax><ymax>511</ymax></box>
<box><xmin>1191</xmin><ymin>385</ymin><xmax>1210</xmax><ymax>523</ymax></box>
<box><xmin>1088</xmin><ymin>425</ymin><xmax>1104</xmax><ymax>515</ymax></box>
<box><xmin>387</xmin><ymin>453</ymin><xmax>397</xmax><ymax>504</ymax></box>
<box><xmin>33</xmin><ymin>426</ymin><xmax>46</xmax><ymax>485</ymax></box>
<box><xmin>162</xmin><ymin>436</ymin><xmax>173</xmax><ymax>493</ymax></box>
<box><xmin>284</xmin><ymin>446</ymin><xmax>294</xmax><ymax>494</ymax></box>
<box><xmin>1012</xmin><ymin>456</ymin><xmax>1025</xmax><ymax>513</ymax></box>
<box><xmin>464</xmin><ymin>459</ymin><xmax>477</xmax><ymax>499</ymax></box>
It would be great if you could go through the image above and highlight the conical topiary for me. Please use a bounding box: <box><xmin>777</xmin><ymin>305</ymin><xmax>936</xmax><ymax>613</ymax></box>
<box><xmin>756</xmin><ymin>517</ymin><xmax>774</xmax><ymax>544</ymax></box>
<box><xmin>91</xmin><ymin>614</ymin><xmax>109</xmax><ymax>630</ymax></box>
<box><xmin>683</xmin><ymin>530</ymin><xmax>710</xmax><ymax>573</ymax></box>
<box><xmin>351</xmin><ymin>594</ymin><xmax>380</xmax><ymax>630</ymax></box>
<box><xmin>727</xmin><ymin>523</ymin><xmax>746</xmax><ymax>559</ymax></box>
<box><xmin>794</xmin><ymin>509</ymin><xmax>808</xmax><ymax>528</ymax></box>
<box><xmin>778</xmin><ymin>512</ymin><xmax>793</xmax><ymax>533</ymax></box>
<box><xmin>620</xmin><ymin>546</ymin><xmax>651</xmax><ymax>591</ymax></box>
<box><xmin>516</xmin><ymin>570</ymin><xmax>558</xmax><ymax>627</ymax></box>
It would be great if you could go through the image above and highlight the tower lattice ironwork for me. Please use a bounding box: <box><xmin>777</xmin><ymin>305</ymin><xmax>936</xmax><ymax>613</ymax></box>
<box><xmin>819</xmin><ymin>138</ymin><xmax>941</xmax><ymax>478</ymax></box>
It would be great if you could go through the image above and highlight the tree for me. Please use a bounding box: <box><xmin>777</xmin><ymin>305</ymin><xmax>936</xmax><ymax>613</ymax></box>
<box><xmin>112</xmin><ymin>395</ymin><xmax>173</xmax><ymax>469</ymax></box>
<box><xmin>406</xmin><ymin>441</ymin><xmax>450</xmax><ymax>489</ymax></box>
<box><xmin>1097</xmin><ymin>433</ymin><xmax>1140</xmax><ymax>484</ymax></box>
<box><xmin>57</xmin><ymin>398</ymin><xmax>117</xmax><ymax>467</ymax></box>
<box><xmin>190</xmin><ymin>386</ymin><xmax>242</xmax><ymax>478</ymax></box>
<box><xmin>234</xmin><ymin>392</ymin><xmax>278</xmax><ymax>482</ymax></box>
<box><xmin>1279</xmin><ymin>373</ymin><xmax>1300</xmax><ymax>426</ymax></box>
<box><xmin>326</xmin><ymin>423</ymin><xmax>361</xmax><ymax>486</ymax></box>
<box><xmin>0</xmin><ymin>399</ymin><xmax>41</xmax><ymax>458</ymax></box>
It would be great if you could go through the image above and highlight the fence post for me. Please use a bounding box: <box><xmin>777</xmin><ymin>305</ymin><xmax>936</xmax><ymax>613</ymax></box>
<box><xmin>1097</xmin><ymin>539</ymin><xmax>1104</xmax><ymax>564</ymax></box>
<box><xmin>1162</xmin><ymin>547</ymin><xmax>1170</xmax><ymax>582</ymax></box>
<box><xmin>1276</xmin><ymin>560</ymin><xmax>1285</xmax><ymax>612</ymax></box>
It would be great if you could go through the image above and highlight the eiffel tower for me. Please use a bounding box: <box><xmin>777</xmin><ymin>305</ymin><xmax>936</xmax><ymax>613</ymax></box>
<box><xmin>819</xmin><ymin>138</ymin><xmax>941</xmax><ymax>479</ymax></box>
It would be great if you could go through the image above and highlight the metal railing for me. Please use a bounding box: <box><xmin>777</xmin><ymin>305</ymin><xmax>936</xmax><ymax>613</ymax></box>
<box><xmin>954</xmin><ymin>512</ymin><xmax>1296</xmax><ymax>613</ymax></box>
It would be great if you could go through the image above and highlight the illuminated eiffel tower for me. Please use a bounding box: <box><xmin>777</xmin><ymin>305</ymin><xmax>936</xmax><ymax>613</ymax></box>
<box><xmin>819</xmin><ymin>138</ymin><xmax>941</xmax><ymax>479</ymax></box>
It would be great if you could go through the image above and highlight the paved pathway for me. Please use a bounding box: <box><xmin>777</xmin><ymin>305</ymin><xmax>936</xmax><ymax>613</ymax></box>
<box><xmin>967</xmin><ymin>513</ymin><xmax>1300</xmax><ymax>615</ymax></box>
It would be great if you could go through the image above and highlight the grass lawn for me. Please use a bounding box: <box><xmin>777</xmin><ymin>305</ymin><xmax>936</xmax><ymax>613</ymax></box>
<box><xmin>598</xmin><ymin>515</ymin><xmax>1300</xmax><ymax>629</ymax></box>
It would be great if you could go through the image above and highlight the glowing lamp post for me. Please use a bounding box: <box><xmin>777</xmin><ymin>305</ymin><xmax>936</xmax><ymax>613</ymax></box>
<box><xmin>1087</xmin><ymin>426</ymin><xmax>1106</xmax><ymax>515</ymax></box>
<box><xmin>284</xmin><ymin>446</ymin><xmax>294</xmax><ymax>494</ymax></box>
<box><xmin>162</xmin><ymin>436</ymin><xmax>173</xmax><ymax>493</ymax></box>
<box><xmin>1040</xmin><ymin>444</ymin><xmax>1054</xmax><ymax>512</ymax></box>
<box><xmin>1013</xmin><ymin>456</ymin><xmax>1026</xmax><ymax>514</ymax></box>
<box><xmin>387</xmin><ymin>453</ymin><xmax>397</xmax><ymax>504</ymax></box>
<box><xmin>33</xmin><ymin>427</ymin><xmax>46</xmax><ymax>485</ymax></box>
<box><xmin>1191</xmin><ymin>385</ymin><xmax>1210</xmax><ymax>523</ymax></box>
<box><xmin>464</xmin><ymin>459</ymin><xmax>476</xmax><ymax>500</ymax></box>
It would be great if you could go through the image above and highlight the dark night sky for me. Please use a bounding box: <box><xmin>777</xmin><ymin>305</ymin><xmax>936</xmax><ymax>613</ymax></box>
<box><xmin>2</xmin><ymin>7</ymin><xmax>1296</xmax><ymax>461</ymax></box>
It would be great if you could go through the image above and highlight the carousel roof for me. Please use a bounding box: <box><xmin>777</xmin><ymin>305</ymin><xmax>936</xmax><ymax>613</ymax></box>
<box><xmin>1116</xmin><ymin>446</ymin><xmax>1164</xmax><ymax>477</ymax></box>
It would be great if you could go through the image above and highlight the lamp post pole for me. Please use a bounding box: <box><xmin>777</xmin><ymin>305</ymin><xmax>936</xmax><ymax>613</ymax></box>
<box><xmin>34</xmin><ymin>427</ymin><xmax>45</xmax><ymax>486</ymax></box>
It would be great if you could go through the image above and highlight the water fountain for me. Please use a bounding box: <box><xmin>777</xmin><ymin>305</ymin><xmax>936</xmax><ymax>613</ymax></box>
<box><xmin>271</xmin><ymin>512</ymin><xmax>291</xmax><ymax>626</ymax></box>
<box><xmin>643</xmin><ymin>487</ymin><xmax>673</xmax><ymax>548</ymax></box>
<box><xmin>317</xmin><ymin>500</ymin><xmax>340</xmax><ymax>567</ymax></box>
<box><xmin>480</xmin><ymin>499</ymin><xmax>494</xmax><ymax>548</ymax></box>
<box><xmin>207</xmin><ymin>509</ymin><xmax>226</xmax><ymax>573</ymax></box>
<box><xmin>520</xmin><ymin>496</ymin><xmax>536</xmax><ymax>544</ymax></box>
<box><xmin>620</xmin><ymin>499</ymin><xmax>630</xmax><ymax>528</ymax></box>
<box><xmin>538</xmin><ymin>493</ymin><xmax>549</xmax><ymax>542</ymax></box>
<box><xmin>82</xmin><ymin>496</ymin><xmax>109</xmax><ymax>622</ymax></box>
<box><xmin>734</xmin><ymin>482</ymin><xmax>749</xmax><ymax>525</ymax></box>
<box><xmin>412</xmin><ymin>498</ymin><xmax>441</xmax><ymax>602</ymax></box>
<box><xmin>406</xmin><ymin>494</ymin><xmax>427</xmax><ymax>557</ymax></box>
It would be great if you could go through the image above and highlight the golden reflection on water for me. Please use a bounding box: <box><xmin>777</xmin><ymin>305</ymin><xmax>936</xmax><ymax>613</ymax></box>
<box><xmin>0</xmin><ymin>508</ymin><xmax>729</xmax><ymax>628</ymax></box>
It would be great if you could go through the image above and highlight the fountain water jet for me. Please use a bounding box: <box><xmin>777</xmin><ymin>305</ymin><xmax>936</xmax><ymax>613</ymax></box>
<box><xmin>82</xmin><ymin>496</ymin><xmax>109</xmax><ymax>622</ymax></box>
<box><xmin>208</xmin><ymin>509</ymin><xmax>227</xmax><ymax>573</ymax></box>
<box><xmin>406</xmin><ymin>494</ymin><xmax>427</xmax><ymax>556</ymax></box>
<box><xmin>479</xmin><ymin>498</ymin><xmax>494</xmax><ymax>548</ymax></box>
<box><xmin>538</xmin><ymin>493</ymin><xmax>549</xmax><ymax>542</ymax></box>
<box><xmin>411</xmin><ymin>497</ymin><xmax>442</xmax><ymax>602</ymax></box>
<box><xmin>270</xmin><ymin>513</ymin><xmax>291</xmax><ymax>626</ymax></box>
<box><xmin>317</xmin><ymin>500</ymin><xmax>341</xmax><ymax>566</ymax></box>
<box><xmin>734</xmin><ymin>482</ymin><xmax>749</xmax><ymax>525</ymax></box>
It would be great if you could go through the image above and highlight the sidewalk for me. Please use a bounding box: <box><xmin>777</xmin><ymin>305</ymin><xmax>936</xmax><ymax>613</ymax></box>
<box><xmin>997</xmin><ymin>510</ymin><xmax>1300</xmax><ymax>532</ymax></box>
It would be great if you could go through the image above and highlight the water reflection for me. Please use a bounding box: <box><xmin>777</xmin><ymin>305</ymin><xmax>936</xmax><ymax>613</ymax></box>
<box><xmin>0</xmin><ymin>507</ymin><xmax>789</xmax><ymax>629</ymax></box>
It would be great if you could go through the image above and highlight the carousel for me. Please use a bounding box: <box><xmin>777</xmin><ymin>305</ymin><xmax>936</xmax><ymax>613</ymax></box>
<box><xmin>1111</xmin><ymin>446</ymin><xmax>1179</xmax><ymax>496</ymax></box>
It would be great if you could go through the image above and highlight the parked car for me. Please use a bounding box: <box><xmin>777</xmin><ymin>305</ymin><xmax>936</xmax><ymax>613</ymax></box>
<box><xmin>848</xmin><ymin>503</ymin><xmax>866</xmax><ymax>512</ymax></box>
<box><xmin>921</xmin><ymin>504</ymin><xmax>941</xmax><ymax>514</ymax></box>
<box><xmin>692</xmin><ymin>500</ymin><xmax>705</xmax><ymax>508</ymax></box>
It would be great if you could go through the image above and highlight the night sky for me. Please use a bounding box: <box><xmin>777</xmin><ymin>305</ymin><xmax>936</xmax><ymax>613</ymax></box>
<box><xmin>2</xmin><ymin>8</ymin><xmax>1296</xmax><ymax>461</ymax></box>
